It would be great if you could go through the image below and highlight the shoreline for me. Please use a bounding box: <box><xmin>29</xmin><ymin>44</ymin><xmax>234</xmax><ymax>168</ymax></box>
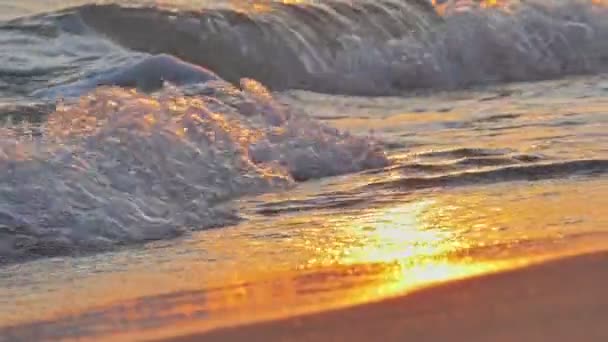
<box><xmin>162</xmin><ymin>250</ymin><xmax>608</xmax><ymax>342</ymax></box>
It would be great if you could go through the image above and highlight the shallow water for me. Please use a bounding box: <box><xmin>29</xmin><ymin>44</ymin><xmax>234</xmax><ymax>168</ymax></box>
<box><xmin>0</xmin><ymin>1</ymin><xmax>607</xmax><ymax>341</ymax></box>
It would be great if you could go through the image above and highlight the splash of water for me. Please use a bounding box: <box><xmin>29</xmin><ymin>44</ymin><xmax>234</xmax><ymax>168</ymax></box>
<box><xmin>0</xmin><ymin>78</ymin><xmax>388</xmax><ymax>264</ymax></box>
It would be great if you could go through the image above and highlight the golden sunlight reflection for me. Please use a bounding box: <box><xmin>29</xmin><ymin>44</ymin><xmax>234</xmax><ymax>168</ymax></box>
<box><xmin>7</xmin><ymin>179</ymin><xmax>607</xmax><ymax>340</ymax></box>
<box><xmin>106</xmin><ymin>198</ymin><xmax>528</xmax><ymax>341</ymax></box>
<box><xmin>341</xmin><ymin>201</ymin><xmax>452</xmax><ymax>263</ymax></box>
<box><xmin>328</xmin><ymin>200</ymin><xmax>522</xmax><ymax>303</ymax></box>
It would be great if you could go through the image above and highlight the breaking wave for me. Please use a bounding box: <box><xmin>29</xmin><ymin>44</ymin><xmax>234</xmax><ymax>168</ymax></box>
<box><xmin>56</xmin><ymin>1</ymin><xmax>608</xmax><ymax>94</ymax></box>
<box><xmin>0</xmin><ymin>79</ymin><xmax>388</xmax><ymax>264</ymax></box>
<box><xmin>1</xmin><ymin>1</ymin><xmax>607</xmax><ymax>98</ymax></box>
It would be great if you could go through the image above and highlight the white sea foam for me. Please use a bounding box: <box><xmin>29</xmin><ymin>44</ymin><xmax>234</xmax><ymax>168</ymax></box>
<box><xmin>0</xmin><ymin>78</ymin><xmax>388</xmax><ymax>263</ymax></box>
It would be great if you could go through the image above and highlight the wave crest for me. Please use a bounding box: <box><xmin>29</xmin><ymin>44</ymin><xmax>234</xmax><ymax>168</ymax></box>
<box><xmin>72</xmin><ymin>1</ymin><xmax>608</xmax><ymax>95</ymax></box>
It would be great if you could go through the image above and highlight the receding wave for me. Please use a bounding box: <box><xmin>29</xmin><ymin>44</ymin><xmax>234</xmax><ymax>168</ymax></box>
<box><xmin>248</xmin><ymin>148</ymin><xmax>608</xmax><ymax>216</ymax></box>
<box><xmin>366</xmin><ymin>159</ymin><xmax>608</xmax><ymax>191</ymax></box>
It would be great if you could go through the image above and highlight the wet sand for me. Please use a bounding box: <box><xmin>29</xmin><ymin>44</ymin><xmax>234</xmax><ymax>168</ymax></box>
<box><xmin>165</xmin><ymin>251</ymin><xmax>608</xmax><ymax>342</ymax></box>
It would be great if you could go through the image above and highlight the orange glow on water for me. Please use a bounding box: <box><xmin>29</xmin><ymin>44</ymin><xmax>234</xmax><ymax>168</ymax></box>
<box><xmin>4</xmin><ymin>179</ymin><xmax>608</xmax><ymax>341</ymax></box>
<box><xmin>433</xmin><ymin>0</ymin><xmax>606</xmax><ymax>16</ymax></box>
<box><xmin>327</xmin><ymin>200</ymin><xmax>519</xmax><ymax>302</ymax></box>
<box><xmin>431</xmin><ymin>0</ymin><xmax>588</xmax><ymax>15</ymax></box>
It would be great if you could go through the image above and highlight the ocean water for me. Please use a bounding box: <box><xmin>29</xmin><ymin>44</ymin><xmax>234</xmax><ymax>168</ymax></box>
<box><xmin>0</xmin><ymin>1</ymin><xmax>607</xmax><ymax>340</ymax></box>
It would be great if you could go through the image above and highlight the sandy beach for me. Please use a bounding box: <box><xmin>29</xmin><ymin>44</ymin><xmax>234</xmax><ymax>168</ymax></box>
<box><xmin>166</xmin><ymin>251</ymin><xmax>608</xmax><ymax>342</ymax></box>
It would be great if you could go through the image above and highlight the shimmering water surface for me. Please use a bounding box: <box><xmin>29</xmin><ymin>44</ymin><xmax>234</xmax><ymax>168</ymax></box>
<box><xmin>0</xmin><ymin>1</ymin><xmax>607</xmax><ymax>341</ymax></box>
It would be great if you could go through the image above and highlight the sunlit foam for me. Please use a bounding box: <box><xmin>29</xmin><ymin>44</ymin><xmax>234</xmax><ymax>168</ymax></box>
<box><xmin>0</xmin><ymin>79</ymin><xmax>388</xmax><ymax>263</ymax></box>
